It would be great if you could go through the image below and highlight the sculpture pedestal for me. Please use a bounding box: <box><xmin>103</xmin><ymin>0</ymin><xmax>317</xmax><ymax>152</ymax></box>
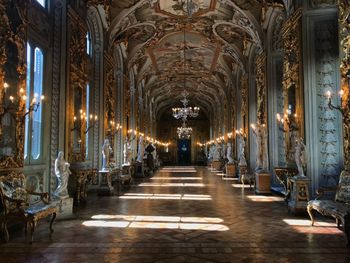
<box><xmin>288</xmin><ymin>176</ymin><xmax>310</xmax><ymax>214</ymax></box>
<box><xmin>52</xmin><ymin>197</ymin><xmax>74</xmax><ymax>220</ymax></box>
<box><xmin>255</xmin><ymin>172</ymin><xmax>271</xmax><ymax>194</ymax></box>
<box><xmin>98</xmin><ymin>169</ymin><xmax>114</xmax><ymax>196</ymax></box>
<box><xmin>225</xmin><ymin>164</ymin><xmax>236</xmax><ymax>177</ymax></box>
<box><xmin>212</xmin><ymin>161</ymin><xmax>221</xmax><ymax>171</ymax></box>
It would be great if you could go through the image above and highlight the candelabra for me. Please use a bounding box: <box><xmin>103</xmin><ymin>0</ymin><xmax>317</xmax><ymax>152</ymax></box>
<box><xmin>108</xmin><ymin>121</ymin><xmax>122</xmax><ymax>136</ymax></box>
<box><xmin>0</xmin><ymin>83</ymin><xmax>44</xmax><ymax>119</ymax></box>
<box><xmin>72</xmin><ymin>109</ymin><xmax>98</xmax><ymax>134</ymax></box>
<box><xmin>326</xmin><ymin>90</ymin><xmax>345</xmax><ymax>115</ymax></box>
<box><xmin>276</xmin><ymin>109</ymin><xmax>298</xmax><ymax>133</ymax></box>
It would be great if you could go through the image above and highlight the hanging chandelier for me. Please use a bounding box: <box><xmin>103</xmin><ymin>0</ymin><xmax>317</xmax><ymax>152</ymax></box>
<box><xmin>177</xmin><ymin>120</ymin><xmax>192</xmax><ymax>139</ymax></box>
<box><xmin>172</xmin><ymin>20</ymin><xmax>200</xmax><ymax>120</ymax></box>
<box><xmin>172</xmin><ymin>91</ymin><xmax>200</xmax><ymax>119</ymax></box>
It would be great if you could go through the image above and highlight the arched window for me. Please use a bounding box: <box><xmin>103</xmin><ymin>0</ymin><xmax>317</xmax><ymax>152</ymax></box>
<box><xmin>24</xmin><ymin>42</ymin><xmax>44</xmax><ymax>162</ymax></box>
<box><xmin>86</xmin><ymin>82</ymin><xmax>90</xmax><ymax>158</ymax></box>
<box><xmin>36</xmin><ymin>0</ymin><xmax>45</xmax><ymax>8</ymax></box>
<box><xmin>86</xmin><ymin>32</ymin><xmax>92</xmax><ymax>56</ymax></box>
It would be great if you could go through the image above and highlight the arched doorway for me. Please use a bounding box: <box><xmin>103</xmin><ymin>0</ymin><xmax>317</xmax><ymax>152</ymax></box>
<box><xmin>177</xmin><ymin>139</ymin><xmax>191</xmax><ymax>165</ymax></box>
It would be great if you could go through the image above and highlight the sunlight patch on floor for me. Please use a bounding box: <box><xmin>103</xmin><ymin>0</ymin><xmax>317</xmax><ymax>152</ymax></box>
<box><xmin>282</xmin><ymin>219</ymin><xmax>341</xmax><ymax>234</ymax></box>
<box><xmin>222</xmin><ymin>177</ymin><xmax>238</xmax><ymax>181</ymax></box>
<box><xmin>119</xmin><ymin>193</ymin><xmax>212</xmax><ymax>200</ymax></box>
<box><xmin>151</xmin><ymin>177</ymin><xmax>202</xmax><ymax>180</ymax></box>
<box><xmin>137</xmin><ymin>183</ymin><xmax>205</xmax><ymax>187</ymax></box>
<box><xmin>246</xmin><ymin>195</ymin><xmax>284</xmax><ymax>202</ymax></box>
<box><xmin>283</xmin><ymin>219</ymin><xmax>336</xmax><ymax>227</ymax></box>
<box><xmin>232</xmin><ymin>184</ymin><xmax>252</xmax><ymax>188</ymax></box>
<box><xmin>83</xmin><ymin>215</ymin><xmax>228</xmax><ymax>231</ymax></box>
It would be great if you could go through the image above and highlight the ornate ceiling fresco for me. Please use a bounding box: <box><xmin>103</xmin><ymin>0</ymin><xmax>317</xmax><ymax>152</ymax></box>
<box><xmin>105</xmin><ymin>0</ymin><xmax>285</xmax><ymax>119</ymax></box>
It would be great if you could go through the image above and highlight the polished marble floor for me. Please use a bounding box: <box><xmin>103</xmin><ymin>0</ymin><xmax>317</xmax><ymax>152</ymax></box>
<box><xmin>1</xmin><ymin>166</ymin><xmax>350</xmax><ymax>263</ymax></box>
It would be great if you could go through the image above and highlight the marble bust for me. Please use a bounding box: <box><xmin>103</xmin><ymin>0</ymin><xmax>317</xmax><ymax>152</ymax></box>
<box><xmin>53</xmin><ymin>151</ymin><xmax>71</xmax><ymax>199</ymax></box>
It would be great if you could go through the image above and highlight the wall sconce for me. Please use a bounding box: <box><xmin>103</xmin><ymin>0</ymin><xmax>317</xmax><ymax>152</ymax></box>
<box><xmin>85</xmin><ymin>114</ymin><xmax>98</xmax><ymax>134</ymax></box>
<box><xmin>72</xmin><ymin>109</ymin><xmax>98</xmax><ymax>134</ymax></box>
<box><xmin>109</xmin><ymin>121</ymin><xmax>122</xmax><ymax>135</ymax></box>
<box><xmin>235</xmin><ymin>128</ymin><xmax>246</xmax><ymax>139</ymax></box>
<box><xmin>276</xmin><ymin>109</ymin><xmax>298</xmax><ymax>133</ymax></box>
<box><xmin>0</xmin><ymin>83</ymin><xmax>44</xmax><ymax>119</ymax></box>
<box><xmin>326</xmin><ymin>90</ymin><xmax>345</xmax><ymax>115</ymax></box>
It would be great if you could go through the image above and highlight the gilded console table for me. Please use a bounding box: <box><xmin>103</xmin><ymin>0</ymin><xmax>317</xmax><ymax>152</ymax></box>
<box><xmin>288</xmin><ymin>176</ymin><xmax>310</xmax><ymax>214</ymax></box>
<box><xmin>274</xmin><ymin>167</ymin><xmax>298</xmax><ymax>197</ymax></box>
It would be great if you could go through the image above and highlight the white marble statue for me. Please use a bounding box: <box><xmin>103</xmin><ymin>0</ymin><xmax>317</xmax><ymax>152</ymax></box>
<box><xmin>102</xmin><ymin>139</ymin><xmax>112</xmax><ymax>170</ymax></box>
<box><xmin>123</xmin><ymin>136</ymin><xmax>132</xmax><ymax>165</ymax></box>
<box><xmin>251</xmin><ymin>123</ymin><xmax>268</xmax><ymax>171</ymax></box>
<box><xmin>213</xmin><ymin>143</ymin><xmax>221</xmax><ymax>161</ymax></box>
<box><xmin>295</xmin><ymin>137</ymin><xmax>307</xmax><ymax>177</ymax></box>
<box><xmin>208</xmin><ymin>144</ymin><xmax>214</xmax><ymax>160</ymax></box>
<box><xmin>226</xmin><ymin>142</ymin><xmax>234</xmax><ymax>164</ymax></box>
<box><xmin>221</xmin><ymin>143</ymin><xmax>227</xmax><ymax>160</ymax></box>
<box><xmin>136</xmin><ymin>135</ymin><xmax>144</xmax><ymax>163</ymax></box>
<box><xmin>238</xmin><ymin>137</ymin><xmax>247</xmax><ymax>166</ymax></box>
<box><xmin>53</xmin><ymin>151</ymin><xmax>71</xmax><ymax>199</ymax></box>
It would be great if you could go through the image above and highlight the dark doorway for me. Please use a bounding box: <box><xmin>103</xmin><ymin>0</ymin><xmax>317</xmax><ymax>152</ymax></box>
<box><xmin>177</xmin><ymin>139</ymin><xmax>191</xmax><ymax>165</ymax></box>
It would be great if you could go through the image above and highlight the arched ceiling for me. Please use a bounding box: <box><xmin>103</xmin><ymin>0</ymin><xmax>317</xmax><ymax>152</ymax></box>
<box><xmin>106</xmin><ymin>0</ymin><xmax>285</xmax><ymax>119</ymax></box>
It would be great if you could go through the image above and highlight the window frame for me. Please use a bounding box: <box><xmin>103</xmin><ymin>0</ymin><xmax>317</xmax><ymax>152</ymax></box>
<box><xmin>24</xmin><ymin>41</ymin><xmax>45</xmax><ymax>165</ymax></box>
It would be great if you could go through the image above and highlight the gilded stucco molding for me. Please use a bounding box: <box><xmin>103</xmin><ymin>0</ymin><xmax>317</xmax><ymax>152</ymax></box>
<box><xmin>67</xmin><ymin>7</ymin><xmax>88</xmax><ymax>163</ymax></box>
<box><xmin>281</xmin><ymin>8</ymin><xmax>303</xmax><ymax>163</ymax></box>
<box><xmin>339</xmin><ymin>0</ymin><xmax>350</xmax><ymax>168</ymax></box>
<box><xmin>256</xmin><ymin>52</ymin><xmax>267</xmax><ymax>125</ymax></box>
<box><xmin>0</xmin><ymin>0</ymin><xmax>27</xmax><ymax>169</ymax></box>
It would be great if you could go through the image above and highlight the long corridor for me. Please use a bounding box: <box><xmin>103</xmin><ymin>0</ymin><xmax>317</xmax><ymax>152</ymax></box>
<box><xmin>1</xmin><ymin>167</ymin><xmax>350</xmax><ymax>262</ymax></box>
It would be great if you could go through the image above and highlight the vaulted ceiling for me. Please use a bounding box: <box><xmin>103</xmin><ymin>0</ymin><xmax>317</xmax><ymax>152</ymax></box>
<box><xmin>106</xmin><ymin>0</ymin><xmax>285</xmax><ymax>120</ymax></box>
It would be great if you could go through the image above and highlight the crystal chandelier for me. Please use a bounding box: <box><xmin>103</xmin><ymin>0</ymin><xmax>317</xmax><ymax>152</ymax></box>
<box><xmin>177</xmin><ymin>120</ymin><xmax>192</xmax><ymax>139</ymax></box>
<box><xmin>172</xmin><ymin>20</ymin><xmax>199</xmax><ymax>120</ymax></box>
<box><xmin>172</xmin><ymin>91</ymin><xmax>200</xmax><ymax>119</ymax></box>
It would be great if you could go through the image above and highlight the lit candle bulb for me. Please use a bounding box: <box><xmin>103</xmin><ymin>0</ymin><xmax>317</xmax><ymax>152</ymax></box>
<box><xmin>40</xmin><ymin>95</ymin><xmax>45</xmax><ymax>100</ymax></box>
<box><xmin>94</xmin><ymin>115</ymin><xmax>98</xmax><ymax>120</ymax></box>
<box><xmin>74</xmin><ymin>116</ymin><xmax>77</xmax><ymax>121</ymax></box>
<box><xmin>90</xmin><ymin>114</ymin><xmax>93</xmax><ymax>120</ymax></box>
<box><xmin>326</xmin><ymin>90</ymin><xmax>331</xmax><ymax>99</ymax></box>
<box><xmin>9</xmin><ymin>96</ymin><xmax>14</xmax><ymax>103</ymax></box>
<box><xmin>276</xmin><ymin>113</ymin><xmax>281</xmax><ymax>122</ymax></box>
<box><xmin>22</xmin><ymin>95</ymin><xmax>27</xmax><ymax>101</ymax></box>
<box><xmin>19</xmin><ymin>88</ymin><xmax>24</xmax><ymax>94</ymax></box>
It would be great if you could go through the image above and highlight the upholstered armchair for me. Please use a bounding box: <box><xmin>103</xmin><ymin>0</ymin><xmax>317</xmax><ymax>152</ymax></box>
<box><xmin>0</xmin><ymin>172</ymin><xmax>56</xmax><ymax>243</ymax></box>
<box><xmin>307</xmin><ymin>169</ymin><xmax>350</xmax><ymax>246</ymax></box>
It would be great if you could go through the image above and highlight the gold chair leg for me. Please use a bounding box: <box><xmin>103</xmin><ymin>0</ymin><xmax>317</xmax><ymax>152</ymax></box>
<box><xmin>50</xmin><ymin>212</ymin><xmax>56</xmax><ymax>234</ymax></box>
<box><xmin>3</xmin><ymin>220</ymin><xmax>9</xmax><ymax>242</ymax></box>
<box><xmin>29</xmin><ymin>219</ymin><xmax>37</xmax><ymax>244</ymax></box>
<box><xmin>307</xmin><ymin>205</ymin><xmax>315</xmax><ymax>226</ymax></box>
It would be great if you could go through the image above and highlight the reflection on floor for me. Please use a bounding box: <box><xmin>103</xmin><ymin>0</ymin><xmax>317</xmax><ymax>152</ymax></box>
<box><xmin>1</xmin><ymin>166</ymin><xmax>350</xmax><ymax>262</ymax></box>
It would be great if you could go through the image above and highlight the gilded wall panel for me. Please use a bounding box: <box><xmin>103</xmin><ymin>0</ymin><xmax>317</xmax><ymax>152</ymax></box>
<box><xmin>339</xmin><ymin>0</ymin><xmax>350</xmax><ymax>168</ymax></box>
<box><xmin>67</xmin><ymin>8</ymin><xmax>88</xmax><ymax>163</ymax></box>
<box><xmin>0</xmin><ymin>1</ymin><xmax>27</xmax><ymax>169</ymax></box>
<box><xmin>281</xmin><ymin>8</ymin><xmax>304</xmax><ymax>164</ymax></box>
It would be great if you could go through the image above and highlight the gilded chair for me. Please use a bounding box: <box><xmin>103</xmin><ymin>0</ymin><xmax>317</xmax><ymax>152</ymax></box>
<box><xmin>307</xmin><ymin>169</ymin><xmax>350</xmax><ymax>246</ymax></box>
<box><xmin>0</xmin><ymin>172</ymin><xmax>57</xmax><ymax>243</ymax></box>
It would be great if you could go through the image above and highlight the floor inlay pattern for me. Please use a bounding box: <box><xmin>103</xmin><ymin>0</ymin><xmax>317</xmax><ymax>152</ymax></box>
<box><xmin>1</xmin><ymin>166</ymin><xmax>350</xmax><ymax>262</ymax></box>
